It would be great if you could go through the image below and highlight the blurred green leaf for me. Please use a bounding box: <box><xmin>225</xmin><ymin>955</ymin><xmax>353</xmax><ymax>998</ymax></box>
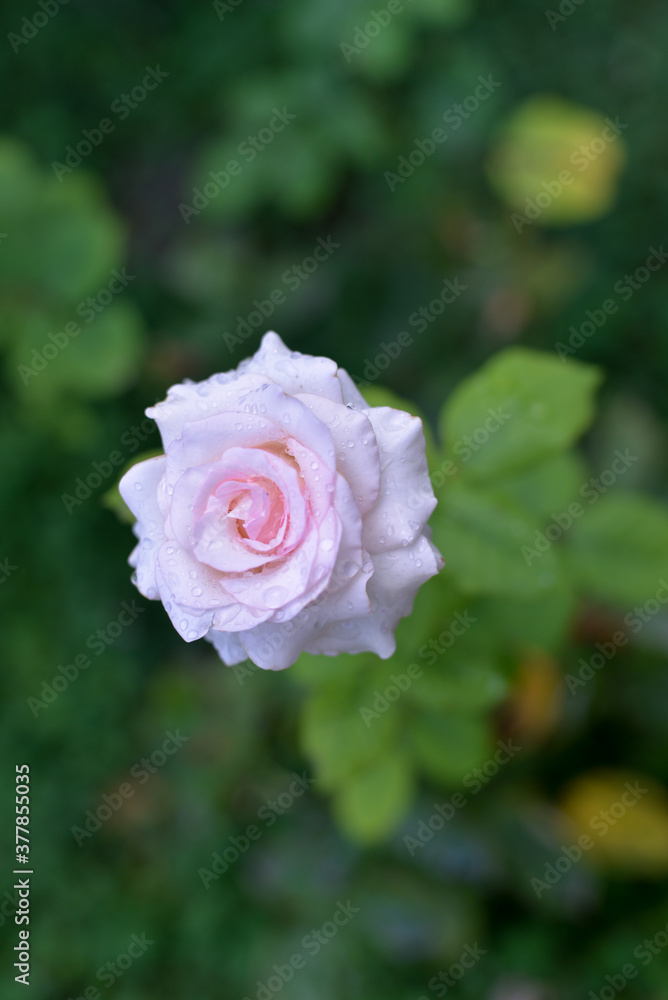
<box><xmin>433</xmin><ymin>480</ymin><xmax>563</xmax><ymax>597</ymax></box>
<box><xmin>411</xmin><ymin>711</ymin><xmax>492</xmax><ymax>785</ymax></box>
<box><xmin>567</xmin><ymin>492</ymin><xmax>668</xmax><ymax>606</ymax></box>
<box><xmin>440</xmin><ymin>348</ymin><xmax>601</xmax><ymax>483</ymax></box>
<box><xmin>333</xmin><ymin>751</ymin><xmax>413</xmax><ymax>842</ymax></box>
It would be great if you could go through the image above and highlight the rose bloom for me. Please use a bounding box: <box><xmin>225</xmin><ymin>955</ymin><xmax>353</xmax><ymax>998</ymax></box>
<box><xmin>120</xmin><ymin>332</ymin><xmax>442</xmax><ymax>669</ymax></box>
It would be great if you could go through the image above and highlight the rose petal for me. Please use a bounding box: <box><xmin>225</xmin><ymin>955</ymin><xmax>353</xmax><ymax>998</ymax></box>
<box><xmin>361</xmin><ymin>407</ymin><xmax>437</xmax><ymax>554</ymax></box>
<box><xmin>296</xmin><ymin>393</ymin><xmax>381</xmax><ymax>514</ymax></box>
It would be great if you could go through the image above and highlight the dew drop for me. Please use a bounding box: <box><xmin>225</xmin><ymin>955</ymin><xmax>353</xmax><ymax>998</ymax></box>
<box><xmin>187</xmin><ymin>630</ymin><xmax>198</xmax><ymax>640</ymax></box>
<box><xmin>191</xmin><ymin>586</ymin><xmax>202</xmax><ymax>597</ymax></box>
<box><xmin>264</xmin><ymin>585</ymin><xmax>288</xmax><ymax>608</ymax></box>
<box><xmin>180</xmin><ymin>619</ymin><xmax>188</xmax><ymax>630</ymax></box>
<box><xmin>134</xmin><ymin>482</ymin><xmax>142</xmax><ymax>491</ymax></box>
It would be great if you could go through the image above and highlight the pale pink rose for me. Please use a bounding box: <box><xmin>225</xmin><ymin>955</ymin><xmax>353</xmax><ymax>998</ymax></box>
<box><xmin>119</xmin><ymin>332</ymin><xmax>442</xmax><ymax>669</ymax></box>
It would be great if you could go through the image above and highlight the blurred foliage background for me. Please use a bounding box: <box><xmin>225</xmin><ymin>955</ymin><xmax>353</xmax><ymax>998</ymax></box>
<box><xmin>2</xmin><ymin>0</ymin><xmax>668</xmax><ymax>997</ymax></box>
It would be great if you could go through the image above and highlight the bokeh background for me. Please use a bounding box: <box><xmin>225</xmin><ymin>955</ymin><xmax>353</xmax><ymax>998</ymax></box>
<box><xmin>2</xmin><ymin>1</ymin><xmax>668</xmax><ymax>997</ymax></box>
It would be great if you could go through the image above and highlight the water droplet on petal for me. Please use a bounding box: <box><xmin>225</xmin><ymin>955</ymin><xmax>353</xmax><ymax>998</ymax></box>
<box><xmin>191</xmin><ymin>586</ymin><xmax>202</xmax><ymax>597</ymax></box>
<box><xmin>264</xmin><ymin>585</ymin><xmax>288</xmax><ymax>608</ymax></box>
<box><xmin>134</xmin><ymin>482</ymin><xmax>142</xmax><ymax>491</ymax></box>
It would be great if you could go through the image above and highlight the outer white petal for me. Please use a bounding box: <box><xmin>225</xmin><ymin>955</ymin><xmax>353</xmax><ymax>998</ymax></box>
<box><xmin>361</xmin><ymin>407</ymin><xmax>437</xmax><ymax>554</ymax></box>
<box><xmin>205</xmin><ymin>629</ymin><xmax>248</xmax><ymax>666</ymax></box>
<box><xmin>146</xmin><ymin>371</ymin><xmax>271</xmax><ymax>450</ymax></box>
<box><xmin>239</xmin><ymin>332</ymin><xmax>347</xmax><ymax>404</ymax></box>
<box><xmin>119</xmin><ymin>456</ymin><xmax>167</xmax><ymax>599</ymax></box>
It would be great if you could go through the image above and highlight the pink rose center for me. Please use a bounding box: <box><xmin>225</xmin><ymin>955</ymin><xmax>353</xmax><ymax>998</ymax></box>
<box><xmin>206</xmin><ymin>477</ymin><xmax>284</xmax><ymax>546</ymax></box>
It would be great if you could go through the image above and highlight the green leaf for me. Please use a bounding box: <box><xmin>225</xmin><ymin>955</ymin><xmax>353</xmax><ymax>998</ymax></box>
<box><xmin>411</xmin><ymin>712</ymin><xmax>492</xmax><ymax>785</ymax></box>
<box><xmin>333</xmin><ymin>752</ymin><xmax>413</xmax><ymax>843</ymax></box>
<box><xmin>300</xmin><ymin>681</ymin><xmax>398</xmax><ymax>792</ymax></box>
<box><xmin>11</xmin><ymin>301</ymin><xmax>144</xmax><ymax>400</ymax></box>
<box><xmin>494</xmin><ymin>452</ymin><xmax>588</xmax><ymax>521</ymax></box>
<box><xmin>471</xmin><ymin>585</ymin><xmax>576</xmax><ymax>653</ymax></box>
<box><xmin>567</xmin><ymin>492</ymin><xmax>668</xmax><ymax>606</ymax></box>
<box><xmin>408</xmin><ymin>655</ymin><xmax>508</xmax><ymax>713</ymax></box>
<box><xmin>439</xmin><ymin>348</ymin><xmax>601</xmax><ymax>483</ymax></box>
<box><xmin>432</xmin><ymin>481</ymin><xmax>562</xmax><ymax>597</ymax></box>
